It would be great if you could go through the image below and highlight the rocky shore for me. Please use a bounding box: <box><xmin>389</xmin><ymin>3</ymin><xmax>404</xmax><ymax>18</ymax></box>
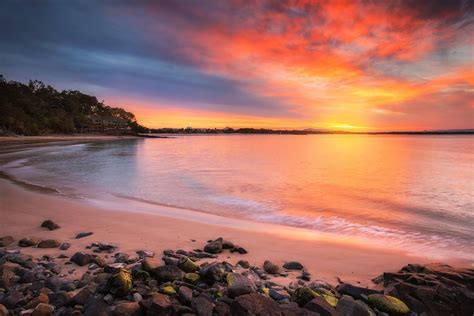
<box><xmin>1</xmin><ymin>221</ymin><xmax>473</xmax><ymax>316</ymax></box>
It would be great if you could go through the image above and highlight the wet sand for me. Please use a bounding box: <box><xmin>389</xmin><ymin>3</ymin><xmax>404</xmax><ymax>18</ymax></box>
<box><xmin>1</xmin><ymin>177</ymin><xmax>456</xmax><ymax>287</ymax></box>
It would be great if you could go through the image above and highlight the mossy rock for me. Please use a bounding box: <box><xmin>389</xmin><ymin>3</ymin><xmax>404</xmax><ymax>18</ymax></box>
<box><xmin>183</xmin><ymin>273</ymin><xmax>200</xmax><ymax>284</ymax></box>
<box><xmin>322</xmin><ymin>293</ymin><xmax>338</xmax><ymax>307</ymax></box>
<box><xmin>367</xmin><ymin>294</ymin><xmax>409</xmax><ymax>315</ymax></box>
<box><xmin>261</xmin><ymin>287</ymin><xmax>270</xmax><ymax>296</ymax></box>
<box><xmin>161</xmin><ymin>285</ymin><xmax>176</xmax><ymax>295</ymax></box>
<box><xmin>178</xmin><ymin>256</ymin><xmax>200</xmax><ymax>273</ymax></box>
<box><xmin>108</xmin><ymin>269</ymin><xmax>133</xmax><ymax>296</ymax></box>
<box><xmin>291</xmin><ymin>287</ymin><xmax>320</xmax><ymax>307</ymax></box>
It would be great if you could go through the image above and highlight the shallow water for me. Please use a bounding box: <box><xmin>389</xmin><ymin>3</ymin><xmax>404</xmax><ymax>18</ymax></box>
<box><xmin>1</xmin><ymin>135</ymin><xmax>473</xmax><ymax>260</ymax></box>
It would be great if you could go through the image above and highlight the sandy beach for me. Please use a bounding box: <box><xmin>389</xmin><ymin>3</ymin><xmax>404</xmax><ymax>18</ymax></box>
<box><xmin>0</xmin><ymin>174</ymin><xmax>446</xmax><ymax>287</ymax></box>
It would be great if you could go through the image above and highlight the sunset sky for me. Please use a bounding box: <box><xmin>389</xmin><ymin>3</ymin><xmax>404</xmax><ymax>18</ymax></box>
<box><xmin>1</xmin><ymin>0</ymin><xmax>473</xmax><ymax>130</ymax></box>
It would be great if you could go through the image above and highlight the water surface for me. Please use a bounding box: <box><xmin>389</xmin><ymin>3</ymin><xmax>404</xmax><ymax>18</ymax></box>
<box><xmin>2</xmin><ymin>135</ymin><xmax>473</xmax><ymax>260</ymax></box>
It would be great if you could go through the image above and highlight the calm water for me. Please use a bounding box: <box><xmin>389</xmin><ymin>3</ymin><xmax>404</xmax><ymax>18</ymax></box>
<box><xmin>2</xmin><ymin>135</ymin><xmax>473</xmax><ymax>260</ymax></box>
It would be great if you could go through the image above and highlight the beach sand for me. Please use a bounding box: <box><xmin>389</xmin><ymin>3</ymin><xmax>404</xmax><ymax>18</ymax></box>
<box><xmin>1</xmin><ymin>175</ymin><xmax>450</xmax><ymax>288</ymax></box>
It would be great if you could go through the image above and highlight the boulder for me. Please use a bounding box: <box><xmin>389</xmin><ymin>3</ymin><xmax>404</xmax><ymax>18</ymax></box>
<box><xmin>32</xmin><ymin>303</ymin><xmax>54</xmax><ymax>316</ymax></box>
<box><xmin>191</xmin><ymin>296</ymin><xmax>214</xmax><ymax>316</ymax></box>
<box><xmin>161</xmin><ymin>286</ymin><xmax>176</xmax><ymax>295</ymax></box>
<box><xmin>0</xmin><ymin>236</ymin><xmax>15</xmax><ymax>247</ymax></box>
<box><xmin>367</xmin><ymin>294</ymin><xmax>409</xmax><ymax>315</ymax></box>
<box><xmin>145</xmin><ymin>293</ymin><xmax>173</xmax><ymax>316</ymax></box>
<box><xmin>177</xmin><ymin>286</ymin><xmax>193</xmax><ymax>305</ymax></box>
<box><xmin>59</xmin><ymin>243</ymin><xmax>71</xmax><ymax>250</ymax></box>
<box><xmin>75</xmin><ymin>232</ymin><xmax>93</xmax><ymax>239</ymax></box>
<box><xmin>337</xmin><ymin>283</ymin><xmax>380</xmax><ymax>300</ymax></box>
<box><xmin>37</xmin><ymin>240</ymin><xmax>60</xmax><ymax>248</ymax></box>
<box><xmin>200</xmin><ymin>262</ymin><xmax>226</xmax><ymax>284</ymax></box>
<box><xmin>183</xmin><ymin>272</ymin><xmax>200</xmax><ymax>284</ymax></box>
<box><xmin>336</xmin><ymin>295</ymin><xmax>375</xmax><ymax>316</ymax></box>
<box><xmin>263</xmin><ymin>260</ymin><xmax>281</xmax><ymax>275</ymax></box>
<box><xmin>0</xmin><ymin>304</ymin><xmax>8</xmax><ymax>316</ymax></box>
<box><xmin>154</xmin><ymin>265</ymin><xmax>184</xmax><ymax>282</ymax></box>
<box><xmin>113</xmin><ymin>302</ymin><xmax>142</xmax><ymax>316</ymax></box>
<box><xmin>226</xmin><ymin>272</ymin><xmax>257</xmax><ymax>298</ymax></box>
<box><xmin>107</xmin><ymin>269</ymin><xmax>133</xmax><ymax>297</ymax></box>
<box><xmin>283</xmin><ymin>261</ymin><xmax>304</xmax><ymax>270</ymax></box>
<box><xmin>177</xmin><ymin>256</ymin><xmax>200</xmax><ymax>273</ymax></box>
<box><xmin>141</xmin><ymin>257</ymin><xmax>161</xmax><ymax>273</ymax></box>
<box><xmin>136</xmin><ymin>250</ymin><xmax>155</xmax><ymax>258</ymax></box>
<box><xmin>70</xmin><ymin>252</ymin><xmax>91</xmax><ymax>266</ymax></box>
<box><xmin>84</xmin><ymin>296</ymin><xmax>110</xmax><ymax>316</ymax></box>
<box><xmin>19</xmin><ymin>237</ymin><xmax>41</xmax><ymax>247</ymax></box>
<box><xmin>203</xmin><ymin>238</ymin><xmax>223</xmax><ymax>254</ymax></box>
<box><xmin>41</xmin><ymin>220</ymin><xmax>60</xmax><ymax>231</ymax></box>
<box><xmin>304</xmin><ymin>297</ymin><xmax>337</xmax><ymax>316</ymax></box>
<box><xmin>231</xmin><ymin>293</ymin><xmax>282</xmax><ymax>315</ymax></box>
<box><xmin>292</xmin><ymin>287</ymin><xmax>318</xmax><ymax>307</ymax></box>
<box><xmin>237</xmin><ymin>260</ymin><xmax>250</xmax><ymax>269</ymax></box>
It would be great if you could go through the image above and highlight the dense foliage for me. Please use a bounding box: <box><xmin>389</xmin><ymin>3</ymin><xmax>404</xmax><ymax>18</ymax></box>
<box><xmin>0</xmin><ymin>75</ymin><xmax>148</xmax><ymax>135</ymax></box>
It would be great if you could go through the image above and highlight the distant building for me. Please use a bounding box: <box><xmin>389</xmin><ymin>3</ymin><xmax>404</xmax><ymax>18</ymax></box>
<box><xmin>83</xmin><ymin>115</ymin><xmax>131</xmax><ymax>134</ymax></box>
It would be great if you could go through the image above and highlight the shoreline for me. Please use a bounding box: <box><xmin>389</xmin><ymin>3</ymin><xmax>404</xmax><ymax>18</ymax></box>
<box><xmin>1</xmin><ymin>177</ymin><xmax>469</xmax><ymax>287</ymax></box>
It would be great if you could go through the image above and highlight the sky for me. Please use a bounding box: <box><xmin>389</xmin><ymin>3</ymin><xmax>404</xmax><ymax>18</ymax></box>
<box><xmin>1</xmin><ymin>0</ymin><xmax>473</xmax><ymax>131</ymax></box>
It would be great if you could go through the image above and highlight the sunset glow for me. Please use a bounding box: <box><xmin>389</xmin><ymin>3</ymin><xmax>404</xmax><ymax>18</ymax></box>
<box><xmin>1</xmin><ymin>1</ymin><xmax>473</xmax><ymax>130</ymax></box>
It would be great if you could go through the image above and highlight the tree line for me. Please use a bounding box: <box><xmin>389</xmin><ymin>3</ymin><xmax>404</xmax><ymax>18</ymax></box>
<box><xmin>0</xmin><ymin>75</ymin><xmax>148</xmax><ymax>135</ymax></box>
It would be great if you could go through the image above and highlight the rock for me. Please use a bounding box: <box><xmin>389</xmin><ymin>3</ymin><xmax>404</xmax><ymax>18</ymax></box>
<box><xmin>177</xmin><ymin>286</ymin><xmax>193</xmax><ymax>305</ymax></box>
<box><xmin>161</xmin><ymin>286</ymin><xmax>176</xmax><ymax>295</ymax></box>
<box><xmin>367</xmin><ymin>294</ymin><xmax>409</xmax><ymax>315</ymax></box>
<box><xmin>200</xmin><ymin>262</ymin><xmax>226</xmax><ymax>284</ymax></box>
<box><xmin>19</xmin><ymin>237</ymin><xmax>41</xmax><ymax>247</ymax></box>
<box><xmin>227</xmin><ymin>272</ymin><xmax>257</xmax><ymax>298</ymax></box>
<box><xmin>32</xmin><ymin>303</ymin><xmax>54</xmax><ymax>316</ymax></box>
<box><xmin>336</xmin><ymin>295</ymin><xmax>375</xmax><ymax>316</ymax></box>
<box><xmin>222</xmin><ymin>240</ymin><xmax>235</xmax><ymax>249</ymax></box>
<box><xmin>73</xmin><ymin>286</ymin><xmax>95</xmax><ymax>305</ymax></box>
<box><xmin>37</xmin><ymin>239</ymin><xmax>60</xmax><ymax>248</ymax></box>
<box><xmin>230</xmin><ymin>246</ymin><xmax>248</xmax><ymax>254</ymax></box>
<box><xmin>75</xmin><ymin>232</ymin><xmax>93</xmax><ymax>239</ymax></box>
<box><xmin>299</xmin><ymin>269</ymin><xmax>311</xmax><ymax>281</ymax></box>
<box><xmin>113</xmin><ymin>302</ymin><xmax>142</xmax><ymax>316</ymax></box>
<box><xmin>191</xmin><ymin>296</ymin><xmax>214</xmax><ymax>316</ymax></box>
<box><xmin>133</xmin><ymin>293</ymin><xmax>143</xmax><ymax>303</ymax></box>
<box><xmin>283</xmin><ymin>262</ymin><xmax>304</xmax><ymax>270</ymax></box>
<box><xmin>84</xmin><ymin>296</ymin><xmax>110</xmax><ymax>316</ymax></box>
<box><xmin>26</xmin><ymin>293</ymin><xmax>49</xmax><ymax>309</ymax></box>
<box><xmin>162</xmin><ymin>256</ymin><xmax>179</xmax><ymax>266</ymax></box>
<box><xmin>231</xmin><ymin>293</ymin><xmax>282</xmax><ymax>315</ymax></box>
<box><xmin>337</xmin><ymin>283</ymin><xmax>380</xmax><ymax>300</ymax></box>
<box><xmin>59</xmin><ymin>243</ymin><xmax>71</xmax><ymax>250</ymax></box>
<box><xmin>41</xmin><ymin>220</ymin><xmax>60</xmax><ymax>231</ymax></box>
<box><xmin>88</xmin><ymin>263</ymin><xmax>99</xmax><ymax>270</ymax></box>
<box><xmin>136</xmin><ymin>250</ymin><xmax>155</xmax><ymax>258</ymax></box>
<box><xmin>114</xmin><ymin>253</ymin><xmax>129</xmax><ymax>263</ymax></box>
<box><xmin>107</xmin><ymin>269</ymin><xmax>133</xmax><ymax>297</ymax></box>
<box><xmin>292</xmin><ymin>287</ymin><xmax>319</xmax><ymax>307</ymax></box>
<box><xmin>70</xmin><ymin>252</ymin><xmax>92</xmax><ymax>266</ymax></box>
<box><xmin>0</xmin><ymin>236</ymin><xmax>15</xmax><ymax>247</ymax></box>
<box><xmin>203</xmin><ymin>238</ymin><xmax>223</xmax><ymax>254</ymax></box>
<box><xmin>103</xmin><ymin>294</ymin><xmax>114</xmax><ymax>305</ymax></box>
<box><xmin>141</xmin><ymin>257</ymin><xmax>161</xmax><ymax>273</ymax></box>
<box><xmin>183</xmin><ymin>272</ymin><xmax>200</xmax><ymax>284</ymax></box>
<box><xmin>0</xmin><ymin>304</ymin><xmax>8</xmax><ymax>316</ymax></box>
<box><xmin>263</xmin><ymin>260</ymin><xmax>282</xmax><ymax>275</ymax></box>
<box><xmin>237</xmin><ymin>260</ymin><xmax>250</xmax><ymax>269</ymax></box>
<box><xmin>154</xmin><ymin>265</ymin><xmax>184</xmax><ymax>282</ymax></box>
<box><xmin>145</xmin><ymin>292</ymin><xmax>173</xmax><ymax>315</ymax></box>
<box><xmin>48</xmin><ymin>291</ymin><xmax>72</xmax><ymax>308</ymax></box>
<box><xmin>269</xmin><ymin>288</ymin><xmax>290</xmax><ymax>301</ymax></box>
<box><xmin>304</xmin><ymin>297</ymin><xmax>337</xmax><ymax>316</ymax></box>
<box><xmin>178</xmin><ymin>256</ymin><xmax>200</xmax><ymax>273</ymax></box>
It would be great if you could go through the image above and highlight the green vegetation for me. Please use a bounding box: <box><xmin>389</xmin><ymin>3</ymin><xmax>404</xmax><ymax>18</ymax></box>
<box><xmin>0</xmin><ymin>75</ymin><xmax>148</xmax><ymax>135</ymax></box>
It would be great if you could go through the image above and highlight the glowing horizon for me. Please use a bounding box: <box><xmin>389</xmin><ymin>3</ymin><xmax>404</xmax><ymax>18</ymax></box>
<box><xmin>1</xmin><ymin>1</ymin><xmax>473</xmax><ymax>131</ymax></box>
